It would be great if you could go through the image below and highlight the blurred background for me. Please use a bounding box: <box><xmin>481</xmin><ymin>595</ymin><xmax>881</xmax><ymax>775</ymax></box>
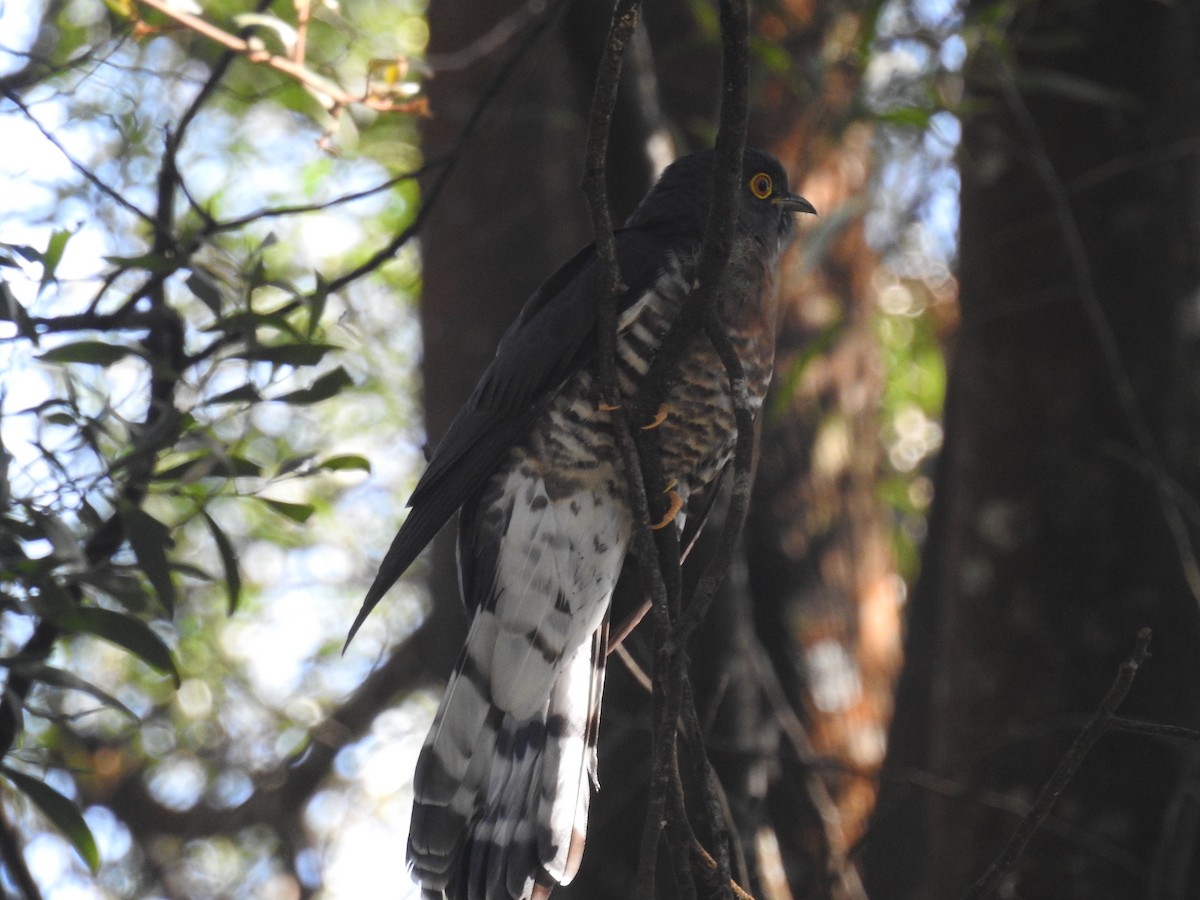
<box><xmin>1</xmin><ymin>0</ymin><xmax>1197</xmax><ymax>897</ymax></box>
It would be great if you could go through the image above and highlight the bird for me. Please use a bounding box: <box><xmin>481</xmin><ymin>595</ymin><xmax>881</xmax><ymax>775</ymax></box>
<box><xmin>348</xmin><ymin>148</ymin><xmax>815</xmax><ymax>900</ymax></box>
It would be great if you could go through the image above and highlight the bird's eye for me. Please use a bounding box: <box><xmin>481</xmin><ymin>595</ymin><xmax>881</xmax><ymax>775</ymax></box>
<box><xmin>749</xmin><ymin>173</ymin><xmax>773</xmax><ymax>200</ymax></box>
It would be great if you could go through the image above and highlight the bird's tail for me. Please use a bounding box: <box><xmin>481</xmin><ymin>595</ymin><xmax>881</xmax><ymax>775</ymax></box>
<box><xmin>408</xmin><ymin>617</ymin><xmax>609</xmax><ymax>900</ymax></box>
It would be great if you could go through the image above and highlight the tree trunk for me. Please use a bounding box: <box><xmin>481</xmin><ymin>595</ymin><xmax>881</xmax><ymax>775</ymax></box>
<box><xmin>865</xmin><ymin>2</ymin><xmax>1200</xmax><ymax>897</ymax></box>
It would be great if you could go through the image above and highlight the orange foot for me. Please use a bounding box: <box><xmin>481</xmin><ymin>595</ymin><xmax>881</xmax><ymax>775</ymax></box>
<box><xmin>641</xmin><ymin>403</ymin><xmax>669</xmax><ymax>430</ymax></box>
<box><xmin>651</xmin><ymin>488</ymin><xmax>684</xmax><ymax>530</ymax></box>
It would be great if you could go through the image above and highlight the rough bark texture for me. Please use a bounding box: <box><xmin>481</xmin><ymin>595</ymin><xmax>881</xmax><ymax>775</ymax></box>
<box><xmin>865</xmin><ymin>1</ymin><xmax>1200</xmax><ymax>897</ymax></box>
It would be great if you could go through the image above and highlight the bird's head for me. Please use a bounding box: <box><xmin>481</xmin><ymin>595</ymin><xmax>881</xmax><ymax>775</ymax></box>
<box><xmin>737</xmin><ymin>149</ymin><xmax>817</xmax><ymax>248</ymax></box>
<box><xmin>626</xmin><ymin>148</ymin><xmax>816</xmax><ymax>249</ymax></box>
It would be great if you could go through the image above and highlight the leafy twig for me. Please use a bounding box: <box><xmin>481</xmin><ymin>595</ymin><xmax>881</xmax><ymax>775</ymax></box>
<box><xmin>134</xmin><ymin>0</ymin><xmax>427</xmax><ymax>116</ymax></box>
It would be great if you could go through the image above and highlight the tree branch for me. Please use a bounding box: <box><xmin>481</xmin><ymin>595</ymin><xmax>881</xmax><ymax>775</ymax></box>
<box><xmin>134</xmin><ymin>0</ymin><xmax>427</xmax><ymax>116</ymax></box>
<box><xmin>992</xmin><ymin>53</ymin><xmax>1200</xmax><ymax>607</ymax></box>
<box><xmin>91</xmin><ymin>618</ymin><xmax>441</xmax><ymax>838</ymax></box>
<box><xmin>0</xmin><ymin>86</ymin><xmax>157</xmax><ymax>231</ymax></box>
<box><xmin>0</xmin><ymin>799</ymin><xmax>43</xmax><ymax>900</ymax></box>
<box><xmin>964</xmin><ymin>628</ymin><xmax>1153</xmax><ymax>900</ymax></box>
<box><xmin>324</xmin><ymin>0</ymin><xmax>567</xmax><ymax>295</ymax></box>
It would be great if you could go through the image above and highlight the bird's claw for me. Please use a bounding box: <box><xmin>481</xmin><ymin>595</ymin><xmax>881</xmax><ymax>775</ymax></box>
<box><xmin>599</xmin><ymin>401</ymin><xmax>622</xmax><ymax>412</ymax></box>
<box><xmin>651</xmin><ymin>489</ymin><xmax>684</xmax><ymax>530</ymax></box>
<box><xmin>641</xmin><ymin>403</ymin><xmax>669</xmax><ymax>430</ymax></box>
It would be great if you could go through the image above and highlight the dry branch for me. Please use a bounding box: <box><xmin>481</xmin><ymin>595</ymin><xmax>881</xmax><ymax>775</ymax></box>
<box><xmin>965</xmin><ymin>628</ymin><xmax>1153</xmax><ymax>899</ymax></box>
<box><xmin>135</xmin><ymin>0</ymin><xmax>428</xmax><ymax>116</ymax></box>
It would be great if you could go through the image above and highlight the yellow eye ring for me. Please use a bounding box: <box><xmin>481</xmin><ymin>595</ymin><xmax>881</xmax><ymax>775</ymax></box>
<box><xmin>749</xmin><ymin>172</ymin><xmax>773</xmax><ymax>199</ymax></box>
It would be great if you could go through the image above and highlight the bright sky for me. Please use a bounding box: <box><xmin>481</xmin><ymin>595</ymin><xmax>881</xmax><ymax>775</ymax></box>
<box><xmin>0</xmin><ymin>3</ymin><xmax>437</xmax><ymax>897</ymax></box>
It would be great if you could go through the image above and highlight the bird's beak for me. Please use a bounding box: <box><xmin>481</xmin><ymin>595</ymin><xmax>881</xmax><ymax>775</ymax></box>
<box><xmin>774</xmin><ymin>193</ymin><xmax>817</xmax><ymax>216</ymax></box>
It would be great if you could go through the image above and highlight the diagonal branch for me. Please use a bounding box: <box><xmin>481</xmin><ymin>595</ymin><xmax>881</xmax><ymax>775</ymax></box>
<box><xmin>992</xmin><ymin>54</ymin><xmax>1200</xmax><ymax>607</ymax></box>
<box><xmin>324</xmin><ymin>0</ymin><xmax>568</xmax><ymax>295</ymax></box>
<box><xmin>91</xmin><ymin>618</ymin><xmax>441</xmax><ymax>839</ymax></box>
<box><xmin>0</xmin><ymin>86</ymin><xmax>157</xmax><ymax>231</ymax></box>
<box><xmin>0</xmin><ymin>800</ymin><xmax>43</xmax><ymax>900</ymax></box>
<box><xmin>964</xmin><ymin>628</ymin><xmax>1153</xmax><ymax>900</ymax></box>
<box><xmin>134</xmin><ymin>0</ymin><xmax>427</xmax><ymax>116</ymax></box>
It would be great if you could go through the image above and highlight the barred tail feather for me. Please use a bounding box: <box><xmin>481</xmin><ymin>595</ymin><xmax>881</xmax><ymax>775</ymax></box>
<box><xmin>408</xmin><ymin>617</ymin><xmax>609</xmax><ymax>900</ymax></box>
<box><xmin>538</xmin><ymin>620</ymin><xmax>607</xmax><ymax>885</ymax></box>
<box><xmin>408</xmin><ymin>616</ymin><xmax>503</xmax><ymax>890</ymax></box>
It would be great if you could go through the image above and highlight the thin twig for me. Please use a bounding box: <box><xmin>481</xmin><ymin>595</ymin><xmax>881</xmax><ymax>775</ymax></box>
<box><xmin>204</xmin><ymin>159</ymin><xmax>443</xmax><ymax>234</ymax></box>
<box><xmin>0</xmin><ymin>86</ymin><xmax>157</xmax><ymax>230</ymax></box>
<box><xmin>681</xmin><ymin>676</ymin><xmax>742</xmax><ymax>897</ymax></box>
<box><xmin>424</xmin><ymin>0</ymin><xmax>549</xmax><ymax>73</ymax></box>
<box><xmin>748</xmin><ymin>640</ymin><xmax>868</xmax><ymax>898</ymax></box>
<box><xmin>576</xmin><ymin>2</ymin><xmax>686</xmax><ymax>892</ymax></box>
<box><xmin>582</xmin><ymin>0</ymin><xmax>641</xmax><ymax>412</ymax></box>
<box><xmin>324</xmin><ymin>0</ymin><xmax>566</xmax><ymax>295</ymax></box>
<box><xmin>964</xmin><ymin>628</ymin><xmax>1153</xmax><ymax>899</ymax></box>
<box><xmin>135</xmin><ymin>0</ymin><xmax>427</xmax><ymax>115</ymax></box>
<box><xmin>691</xmin><ymin>840</ymin><xmax>755</xmax><ymax>900</ymax></box>
<box><xmin>0</xmin><ymin>801</ymin><xmax>43</xmax><ymax>900</ymax></box>
<box><xmin>1108</xmin><ymin>717</ymin><xmax>1200</xmax><ymax>743</ymax></box>
<box><xmin>994</xmin><ymin>54</ymin><xmax>1200</xmax><ymax>606</ymax></box>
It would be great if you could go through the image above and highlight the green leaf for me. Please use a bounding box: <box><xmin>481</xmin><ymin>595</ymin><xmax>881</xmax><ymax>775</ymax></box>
<box><xmin>276</xmin><ymin>454</ymin><xmax>315</xmax><ymax>476</ymax></box>
<box><xmin>274</xmin><ymin>366</ymin><xmax>354</xmax><ymax>405</ymax></box>
<box><xmin>37</xmin><ymin>341</ymin><xmax>132</xmax><ymax>367</ymax></box>
<box><xmin>5</xmin><ymin>243</ymin><xmax>42</xmax><ymax>264</ymax></box>
<box><xmin>202</xmin><ymin>384</ymin><xmax>262</xmax><ymax>405</ymax></box>
<box><xmin>6</xmin><ymin>662</ymin><xmax>138</xmax><ymax>720</ymax></box>
<box><xmin>120</xmin><ymin>508</ymin><xmax>176</xmax><ymax>616</ymax></box>
<box><xmin>102</xmin><ymin>252</ymin><xmax>176</xmax><ymax>273</ymax></box>
<box><xmin>878</xmin><ymin>106</ymin><xmax>935</xmax><ymax>129</ymax></box>
<box><xmin>72</xmin><ymin>607</ymin><xmax>181</xmax><ymax>686</ymax></box>
<box><xmin>260</xmin><ymin>498</ymin><xmax>316</xmax><ymax>523</ymax></box>
<box><xmin>186</xmin><ymin>270</ymin><xmax>224</xmax><ymax>316</ymax></box>
<box><xmin>37</xmin><ymin>230</ymin><xmax>73</xmax><ymax>297</ymax></box>
<box><xmin>202</xmin><ymin>308</ymin><xmax>291</xmax><ymax>336</ymax></box>
<box><xmin>154</xmin><ymin>452</ymin><xmax>262</xmax><ymax>482</ymax></box>
<box><xmin>234</xmin><ymin>342</ymin><xmax>337</xmax><ymax>367</ymax></box>
<box><xmin>71</xmin><ymin>569</ymin><xmax>152</xmax><ymax>608</ymax></box>
<box><xmin>1</xmin><ymin>765</ymin><xmax>100</xmax><ymax>872</ymax></box>
<box><xmin>306</xmin><ymin>277</ymin><xmax>328</xmax><ymax>338</ymax></box>
<box><xmin>0</xmin><ymin>283</ymin><xmax>37</xmax><ymax>341</ymax></box>
<box><xmin>170</xmin><ymin>561</ymin><xmax>212</xmax><ymax>581</ymax></box>
<box><xmin>103</xmin><ymin>0</ymin><xmax>138</xmax><ymax>19</ymax></box>
<box><xmin>318</xmin><ymin>454</ymin><xmax>371</xmax><ymax>474</ymax></box>
<box><xmin>203</xmin><ymin>511</ymin><xmax>241</xmax><ymax>615</ymax></box>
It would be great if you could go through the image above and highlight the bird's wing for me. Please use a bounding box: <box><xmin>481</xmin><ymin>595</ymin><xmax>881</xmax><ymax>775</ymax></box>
<box><xmin>347</xmin><ymin>227</ymin><xmax>682</xmax><ymax>646</ymax></box>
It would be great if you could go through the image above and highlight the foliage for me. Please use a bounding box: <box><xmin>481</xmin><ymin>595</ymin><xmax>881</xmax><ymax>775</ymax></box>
<box><xmin>0</xmin><ymin>0</ymin><xmax>427</xmax><ymax>894</ymax></box>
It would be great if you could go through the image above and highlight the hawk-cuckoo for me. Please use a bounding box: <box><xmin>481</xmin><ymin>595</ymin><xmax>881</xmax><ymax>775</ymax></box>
<box><xmin>349</xmin><ymin>148</ymin><xmax>815</xmax><ymax>900</ymax></box>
